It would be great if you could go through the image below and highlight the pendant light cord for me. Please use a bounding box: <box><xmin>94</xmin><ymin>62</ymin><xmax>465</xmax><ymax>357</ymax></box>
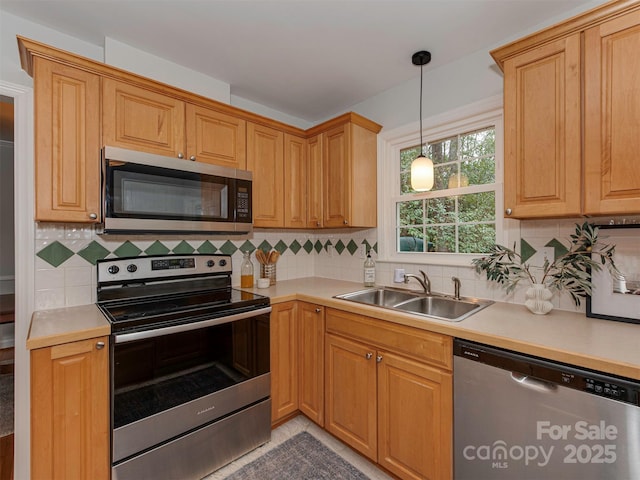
<box><xmin>419</xmin><ymin>62</ymin><xmax>424</xmax><ymax>155</ymax></box>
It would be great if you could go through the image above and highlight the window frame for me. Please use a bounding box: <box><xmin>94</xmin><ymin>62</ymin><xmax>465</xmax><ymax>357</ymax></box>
<box><xmin>377</xmin><ymin>96</ymin><xmax>506</xmax><ymax>266</ymax></box>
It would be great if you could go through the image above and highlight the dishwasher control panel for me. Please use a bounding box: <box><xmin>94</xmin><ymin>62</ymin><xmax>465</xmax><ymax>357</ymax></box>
<box><xmin>455</xmin><ymin>340</ymin><xmax>640</xmax><ymax>407</ymax></box>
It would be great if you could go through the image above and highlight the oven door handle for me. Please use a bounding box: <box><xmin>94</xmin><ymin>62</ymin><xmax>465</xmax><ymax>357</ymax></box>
<box><xmin>113</xmin><ymin>306</ymin><xmax>272</xmax><ymax>343</ymax></box>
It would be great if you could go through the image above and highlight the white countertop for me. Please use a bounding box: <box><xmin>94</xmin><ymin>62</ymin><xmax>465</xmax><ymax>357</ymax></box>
<box><xmin>26</xmin><ymin>277</ymin><xmax>639</xmax><ymax>379</ymax></box>
<box><xmin>246</xmin><ymin>277</ymin><xmax>640</xmax><ymax>379</ymax></box>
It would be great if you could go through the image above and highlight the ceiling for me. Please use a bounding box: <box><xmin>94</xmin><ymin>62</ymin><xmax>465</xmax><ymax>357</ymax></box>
<box><xmin>2</xmin><ymin>0</ymin><xmax>597</xmax><ymax>122</ymax></box>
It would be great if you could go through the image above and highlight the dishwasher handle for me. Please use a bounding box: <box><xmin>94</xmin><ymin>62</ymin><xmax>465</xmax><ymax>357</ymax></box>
<box><xmin>510</xmin><ymin>372</ymin><xmax>557</xmax><ymax>393</ymax></box>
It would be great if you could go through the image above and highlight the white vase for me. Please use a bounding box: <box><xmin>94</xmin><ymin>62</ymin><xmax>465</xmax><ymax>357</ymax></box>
<box><xmin>524</xmin><ymin>284</ymin><xmax>554</xmax><ymax>315</ymax></box>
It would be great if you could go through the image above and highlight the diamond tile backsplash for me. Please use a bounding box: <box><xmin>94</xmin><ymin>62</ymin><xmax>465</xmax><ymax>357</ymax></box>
<box><xmin>34</xmin><ymin>219</ymin><xmax>593</xmax><ymax>314</ymax></box>
<box><xmin>34</xmin><ymin>224</ymin><xmax>377</xmax><ymax>310</ymax></box>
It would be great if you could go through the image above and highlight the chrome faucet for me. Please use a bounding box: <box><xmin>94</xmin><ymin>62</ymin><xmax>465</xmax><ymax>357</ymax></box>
<box><xmin>452</xmin><ymin>276</ymin><xmax>461</xmax><ymax>300</ymax></box>
<box><xmin>404</xmin><ymin>270</ymin><xmax>431</xmax><ymax>294</ymax></box>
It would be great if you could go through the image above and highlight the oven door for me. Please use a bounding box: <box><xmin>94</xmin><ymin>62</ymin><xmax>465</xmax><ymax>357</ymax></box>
<box><xmin>102</xmin><ymin>146</ymin><xmax>252</xmax><ymax>234</ymax></box>
<box><xmin>111</xmin><ymin>309</ymin><xmax>270</xmax><ymax>464</ymax></box>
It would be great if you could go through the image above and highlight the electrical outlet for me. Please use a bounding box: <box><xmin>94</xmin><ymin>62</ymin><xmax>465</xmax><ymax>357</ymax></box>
<box><xmin>529</xmin><ymin>247</ymin><xmax>555</xmax><ymax>267</ymax></box>
<box><xmin>359</xmin><ymin>244</ymin><xmax>367</xmax><ymax>258</ymax></box>
<box><xmin>327</xmin><ymin>244</ymin><xmax>334</xmax><ymax>257</ymax></box>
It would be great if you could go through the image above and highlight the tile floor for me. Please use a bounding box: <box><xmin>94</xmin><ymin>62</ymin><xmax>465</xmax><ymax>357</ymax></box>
<box><xmin>205</xmin><ymin>415</ymin><xmax>393</xmax><ymax>480</ymax></box>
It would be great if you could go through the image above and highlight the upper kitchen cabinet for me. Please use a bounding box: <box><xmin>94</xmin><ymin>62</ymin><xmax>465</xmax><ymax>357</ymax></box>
<box><xmin>492</xmin><ymin>0</ymin><xmax>640</xmax><ymax>219</ymax></box>
<box><xmin>284</xmin><ymin>133</ymin><xmax>308</xmax><ymax>228</ymax></box>
<box><xmin>186</xmin><ymin>104</ymin><xmax>247</xmax><ymax>169</ymax></box>
<box><xmin>306</xmin><ymin>134</ymin><xmax>324</xmax><ymax>228</ymax></box>
<box><xmin>584</xmin><ymin>9</ymin><xmax>640</xmax><ymax>215</ymax></box>
<box><xmin>103</xmin><ymin>80</ymin><xmax>247</xmax><ymax>168</ymax></box>
<box><xmin>501</xmin><ymin>35</ymin><xmax>582</xmax><ymax>218</ymax></box>
<box><xmin>34</xmin><ymin>58</ymin><xmax>101</xmax><ymax>223</ymax></box>
<box><xmin>247</xmin><ymin>122</ymin><xmax>285</xmax><ymax>228</ymax></box>
<box><xmin>307</xmin><ymin>113</ymin><xmax>382</xmax><ymax>228</ymax></box>
<box><xmin>102</xmin><ymin>79</ymin><xmax>185</xmax><ymax>158</ymax></box>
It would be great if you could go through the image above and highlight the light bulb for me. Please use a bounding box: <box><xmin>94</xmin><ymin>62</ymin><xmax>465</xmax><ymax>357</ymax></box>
<box><xmin>411</xmin><ymin>155</ymin><xmax>434</xmax><ymax>191</ymax></box>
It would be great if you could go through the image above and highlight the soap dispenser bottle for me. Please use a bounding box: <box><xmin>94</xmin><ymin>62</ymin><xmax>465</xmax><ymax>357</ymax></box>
<box><xmin>364</xmin><ymin>250</ymin><xmax>376</xmax><ymax>287</ymax></box>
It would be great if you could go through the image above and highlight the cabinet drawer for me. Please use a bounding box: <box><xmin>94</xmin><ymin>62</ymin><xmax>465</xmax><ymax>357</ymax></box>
<box><xmin>326</xmin><ymin>308</ymin><xmax>452</xmax><ymax>371</ymax></box>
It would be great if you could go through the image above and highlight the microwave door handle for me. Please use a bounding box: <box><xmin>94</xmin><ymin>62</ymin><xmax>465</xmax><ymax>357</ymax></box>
<box><xmin>113</xmin><ymin>306</ymin><xmax>272</xmax><ymax>343</ymax></box>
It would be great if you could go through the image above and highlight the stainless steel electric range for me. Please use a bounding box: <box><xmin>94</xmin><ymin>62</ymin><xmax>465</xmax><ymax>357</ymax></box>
<box><xmin>97</xmin><ymin>254</ymin><xmax>271</xmax><ymax>480</ymax></box>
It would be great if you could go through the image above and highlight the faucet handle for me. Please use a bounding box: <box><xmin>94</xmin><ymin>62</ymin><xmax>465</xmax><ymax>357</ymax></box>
<box><xmin>452</xmin><ymin>276</ymin><xmax>461</xmax><ymax>300</ymax></box>
<box><xmin>418</xmin><ymin>269</ymin><xmax>428</xmax><ymax>280</ymax></box>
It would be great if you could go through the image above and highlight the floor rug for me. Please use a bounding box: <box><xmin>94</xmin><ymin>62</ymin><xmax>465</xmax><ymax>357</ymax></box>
<box><xmin>224</xmin><ymin>431</ymin><xmax>370</xmax><ymax>480</ymax></box>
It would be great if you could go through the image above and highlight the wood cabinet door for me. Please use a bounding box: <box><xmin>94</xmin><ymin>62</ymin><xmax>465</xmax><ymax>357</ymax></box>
<box><xmin>323</xmin><ymin>124</ymin><xmax>351</xmax><ymax>227</ymax></box>
<box><xmin>503</xmin><ymin>34</ymin><xmax>582</xmax><ymax>218</ymax></box>
<box><xmin>34</xmin><ymin>58</ymin><xmax>101</xmax><ymax>222</ymax></box>
<box><xmin>325</xmin><ymin>333</ymin><xmax>377</xmax><ymax>461</ymax></box>
<box><xmin>584</xmin><ymin>9</ymin><xmax>640</xmax><ymax>215</ymax></box>
<box><xmin>284</xmin><ymin>134</ymin><xmax>307</xmax><ymax>228</ymax></box>
<box><xmin>103</xmin><ymin>78</ymin><xmax>185</xmax><ymax>158</ymax></box>
<box><xmin>306</xmin><ymin>133</ymin><xmax>323</xmax><ymax>228</ymax></box>
<box><xmin>378</xmin><ymin>351</ymin><xmax>453</xmax><ymax>480</ymax></box>
<box><xmin>31</xmin><ymin>336</ymin><xmax>109</xmax><ymax>480</ymax></box>
<box><xmin>185</xmin><ymin>104</ymin><xmax>246</xmax><ymax>168</ymax></box>
<box><xmin>247</xmin><ymin>122</ymin><xmax>284</xmax><ymax>227</ymax></box>
<box><xmin>298</xmin><ymin>302</ymin><xmax>325</xmax><ymax>426</ymax></box>
<box><xmin>270</xmin><ymin>302</ymin><xmax>298</xmax><ymax>424</ymax></box>
<box><xmin>349</xmin><ymin>123</ymin><xmax>377</xmax><ymax>227</ymax></box>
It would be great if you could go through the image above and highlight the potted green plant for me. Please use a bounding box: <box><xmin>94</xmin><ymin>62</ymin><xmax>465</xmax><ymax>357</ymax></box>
<box><xmin>472</xmin><ymin>222</ymin><xmax>618</xmax><ymax>314</ymax></box>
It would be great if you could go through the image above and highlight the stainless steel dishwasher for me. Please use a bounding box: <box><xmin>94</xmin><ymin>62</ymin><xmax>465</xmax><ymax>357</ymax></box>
<box><xmin>454</xmin><ymin>339</ymin><xmax>640</xmax><ymax>480</ymax></box>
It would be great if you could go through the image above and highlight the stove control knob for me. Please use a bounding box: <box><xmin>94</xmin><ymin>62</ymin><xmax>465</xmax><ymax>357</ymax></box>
<box><xmin>108</xmin><ymin>265</ymin><xmax>119</xmax><ymax>275</ymax></box>
<box><xmin>219</xmin><ymin>259</ymin><xmax>227</xmax><ymax>267</ymax></box>
<box><xmin>206</xmin><ymin>260</ymin><xmax>215</xmax><ymax>268</ymax></box>
<box><xmin>127</xmin><ymin>264</ymin><xmax>137</xmax><ymax>273</ymax></box>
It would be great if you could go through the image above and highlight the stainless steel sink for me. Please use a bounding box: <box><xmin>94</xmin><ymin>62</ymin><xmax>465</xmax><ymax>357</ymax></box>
<box><xmin>334</xmin><ymin>287</ymin><xmax>493</xmax><ymax>322</ymax></box>
<box><xmin>334</xmin><ymin>287</ymin><xmax>422</xmax><ymax>307</ymax></box>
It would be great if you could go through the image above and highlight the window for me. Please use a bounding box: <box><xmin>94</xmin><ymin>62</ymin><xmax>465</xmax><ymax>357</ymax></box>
<box><xmin>379</xmin><ymin>98</ymin><xmax>503</xmax><ymax>265</ymax></box>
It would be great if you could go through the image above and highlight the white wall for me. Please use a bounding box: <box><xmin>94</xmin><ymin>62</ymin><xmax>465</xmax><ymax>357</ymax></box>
<box><xmin>0</xmin><ymin>10</ymin><xmax>103</xmax><ymax>87</ymax></box>
<box><xmin>104</xmin><ymin>37</ymin><xmax>231</xmax><ymax>104</ymax></box>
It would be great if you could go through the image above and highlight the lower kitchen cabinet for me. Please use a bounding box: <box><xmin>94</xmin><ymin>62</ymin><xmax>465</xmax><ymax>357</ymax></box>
<box><xmin>31</xmin><ymin>336</ymin><xmax>109</xmax><ymax>480</ymax></box>
<box><xmin>270</xmin><ymin>302</ymin><xmax>299</xmax><ymax>424</ymax></box>
<box><xmin>325</xmin><ymin>308</ymin><xmax>453</xmax><ymax>480</ymax></box>
<box><xmin>298</xmin><ymin>302</ymin><xmax>325</xmax><ymax>426</ymax></box>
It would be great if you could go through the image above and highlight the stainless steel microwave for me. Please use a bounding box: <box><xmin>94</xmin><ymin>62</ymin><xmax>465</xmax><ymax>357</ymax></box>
<box><xmin>100</xmin><ymin>146</ymin><xmax>252</xmax><ymax>234</ymax></box>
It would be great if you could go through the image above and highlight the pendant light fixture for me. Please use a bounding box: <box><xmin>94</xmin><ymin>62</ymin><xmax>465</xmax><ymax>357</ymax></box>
<box><xmin>411</xmin><ymin>50</ymin><xmax>434</xmax><ymax>191</ymax></box>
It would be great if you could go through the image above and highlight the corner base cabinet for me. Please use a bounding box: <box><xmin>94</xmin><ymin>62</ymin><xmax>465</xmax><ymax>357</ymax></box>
<box><xmin>325</xmin><ymin>308</ymin><xmax>453</xmax><ymax>480</ymax></box>
<box><xmin>31</xmin><ymin>336</ymin><xmax>109</xmax><ymax>480</ymax></box>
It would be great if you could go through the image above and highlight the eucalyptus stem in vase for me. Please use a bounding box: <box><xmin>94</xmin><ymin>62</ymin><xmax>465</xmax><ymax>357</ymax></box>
<box><xmin>472</xmin><ymin>222</ymin><xmax>619</xmax><ymax>312</ymax></box>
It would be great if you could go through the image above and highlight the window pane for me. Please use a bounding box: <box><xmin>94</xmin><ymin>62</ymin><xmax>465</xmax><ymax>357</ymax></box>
<box><xmin>460</xmin><ymin>128</ymin><xmax>494</xmax><ymax>158</ymax></box>
<box><xmin>432</xmin><ymin>163</ymin><xmax>456</xmax><ymax>191</ymax></box>
<box><xmin>398</xmin><ymin>228</ymin><xmax>425</xmax><ymax>252</ymax></box>
<box><xmin>425</xmin><ymin>225</ymin><xmax>455</xmax><ymax>252</ymax></box>
<box><xmin>398</xmin><ymin>200</ymin><xmax>424</xmax><ymax>226</ymax></box>
<box><xmin>428</xmin><ymin>136</ymin><xmax>457</xmax><ymax>165</ymax></box>
<box><xmin>458</xmin><ymin>192</ymin><xmax>495</xmax><ymax>222</ymax></box>
<box><xmin>461</xmin><ymin>156</ymin><xmax>495</xmax><ymax>185</ymax></box>
<box><xmin>400</xmin><ymin>171</ymin><xmax>413</xmax><ymax>194</ymax></box>
<box><xmin>459</xmin><ymin>224</ymin><xmax>496</xmax><ymax>254</ymax></box>
<box><xmin>400</xmin><ymin>145</ymin><xmax>421</xmax><ymax>172</ymax></box>
<box><xmin>426</xmin><ymin>197</ymin><xmax>455</xmax><ymax>224</ymax></box>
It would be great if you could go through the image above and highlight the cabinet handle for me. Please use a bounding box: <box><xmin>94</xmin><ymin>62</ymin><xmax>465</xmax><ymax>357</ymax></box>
<box><xmin>343</xmin><ymin>219</ymin><xmax>348</xmax><ymax>225</ymax></box>
<box><xmin>178</xmin><ymin>153</ymin><xmax>184</xmax><ymax>159</ymax></box>
<box><xmin>376</xmin><ymin>355</ymin><xmax>383</xmax><ymax>363</ymax></box>
<box><xmin>315</xmin><ymin>308</ymin><xmax>321</xmax><ymax>313</ymax></box>
<box><xmin>316</xmin><ymin>221</ymin><xmax>320</xmax><ymax>227</ymax></box>
<box><xmin>505</xmin><ymin>208</ymin><xmax>512</xmax><ymax>216</ymax></box>
<box><xmin>365</xmin><ymin>352</ymin><xmax>373</xmax><ymax>360</ymax></box>
<box><xmin>189</xmin><ymin>155</ymin><xmax>196</xmax><ymax>161</ymax></box>
<box><xmin>96</xmin><ymin>341</ymin><xmax>105</xmax><ymax>350</ymax></box>
<box><xmin>88</xmin><ymin>212</ymin><xmax>97</xmax><ymax>220</ymax></box>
